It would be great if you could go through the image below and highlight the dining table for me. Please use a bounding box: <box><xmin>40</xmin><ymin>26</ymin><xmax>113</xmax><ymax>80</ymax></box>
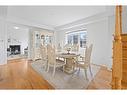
<box><xmin>56</xmin><ymin>52</ymin><xmax>80</xmax><ymax>74</ymax></box>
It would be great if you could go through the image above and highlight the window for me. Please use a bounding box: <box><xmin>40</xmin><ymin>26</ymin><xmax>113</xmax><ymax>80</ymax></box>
<box><xmin>45</xmin><ymin>35</ymin><xmax>53</xmax><ymax>45</ymax></box>
<box><xmin>66</xmin><ymin>30</ymin><xmax>87</xmax><ymax>48</ymax></box>
<box><xmin>80</xmin><ymin>32</ymin><xmax>86</xmax><ymax>47</ymax></box>
<box><xmin>67</xmin><ymin>35</ymin><xmax>73</xmax><ymax>44</ymax></box>
<box><xmin>73</xmin><ymin>34</ymin><xmax>78</xmax><ymax>44</ymax></box>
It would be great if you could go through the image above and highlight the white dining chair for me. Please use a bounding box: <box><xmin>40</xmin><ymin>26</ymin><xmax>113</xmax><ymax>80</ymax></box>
<box><xmin>57</xmin><ymin>43</ymin><xmax>62</xmax><ymax>52</ymax></box>
<box><xmin>71</xmin><ymin>44</ymin><xmax>79</xmax><ymax>53</ymax></box>
<box><xmin>47</xmin><ymin>44</ymin><xmax>66</xmax><ymax>76</ymax></box>
<box><xmin>76</xmin><ymin>44</ymin><xmax>93</xmax><ymax>80</ymax></box>
<box><xmin>40</xmin><ymin>45</ymin><xmax>47</xmax><ymax>61</ymax></box>
<box><xmin>32</xmin><ymin>45</ymin><xmax>47</xmax><ymax>70</ymax></box>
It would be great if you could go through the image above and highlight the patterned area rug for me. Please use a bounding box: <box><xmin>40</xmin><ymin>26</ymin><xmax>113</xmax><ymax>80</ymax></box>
<box><xmin>31</xmin><ymin>61</ymin><xmax>100</xmax><ymax>89</ymax></box>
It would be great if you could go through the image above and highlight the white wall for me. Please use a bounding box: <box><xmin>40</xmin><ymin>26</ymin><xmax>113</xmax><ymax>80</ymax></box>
<box><xmin>0</xmin><ymin>19</ymin><xmax>7</xmax><ymax>65</ymax></box>
<box><xmin>7</xmin><ymin>23</ymin><xmax>29</xmax><ymax>55</ymax></box>
<box><xmin>55</xmin><ymin>30</ymin><xmax>66</xmax><ymax>48</ymax></box>
<box><xmin>107</xmin><ymin>15</ymin><xmax>115</xmax><ymax>69</ymax></box>
<box><xmin>0</xmin><ymin>6</ymin><xmax>7</xmax><ymax>65</ymax></box>
<box><xmin>86</xmin><ymin>18</ymin><xmax>110</xmax><ymax>66</ymax></box>
<box><xmin>122</xmin><ymin>6</ymin><xmax>127</xmax><ymax>33</ymax></box>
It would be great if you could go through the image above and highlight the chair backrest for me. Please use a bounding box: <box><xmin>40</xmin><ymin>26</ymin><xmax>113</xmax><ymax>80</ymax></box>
<box><xmin>40</xmin><ymin>45</ymin><xmax>47</xmax><ymax>60</ymax></box>
<box><xmin>71</xmin><ymin>44</ymin><xmax>79</xmax><ymax>53</ymax></box>
<box><xmin>57</xmin><ymin>43</ymin><xmax>62</xmax><ymax>52</ymax></box>
<box><xmin>84</xmin><ymin>44</ymin><xmax>93</xmax><ymax>65</ymax></box>
<box><xmin>64</xmin><ymin>44</ymin><xmax>72</xmax><ymax>50</ymax></box>
<box><xmin>47</xmin><ymin>44</ymin><xmax>56</xmax><ymax>65</ymax></box>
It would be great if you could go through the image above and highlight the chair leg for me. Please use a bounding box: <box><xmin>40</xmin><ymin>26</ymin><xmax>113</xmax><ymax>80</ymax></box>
<box><xmin>79</xmin><ymin>67</ymin><xmax>80</xmax><ymax>72</ymax></box>
<box><xmin>52</xmin><ymin>66</ymin><xmax>56</xmax><ymax>77</ymax></box>
<box><xmin>72</xmin><ymin>66</ymin><xmax>74</xmax><ymax>71</ymax></box>
<box><xmin>44</xmin><ymin>64</ymin><xmax>47</xmax><ymax>71</ymax></box>
<box><xmin>89</xmin><ymin>66</ymin><xmax>93</xmax><ymax>76</ymax></box>
<box><xmin>46</xmin><ymin>60</ymin><xmax>48</xmax><ymax>71</ymax></box>
<box><xmin>84</xmin><ymin>69</ymin><xmax>88</xmax><ymax>80</ymax></box>
<box><xmin>47</xmin><ymin>65</ymin><xmax>49</xmax><ymax>72</ymax></box>
<box><xmin>77</xmin><ymin>67</ymin><xmax>80</xmax><ymax>75</ymax></box>
<box><xmin>62</xmin><ymin>66</ymin><xmax>65</xmax><ymax>72</ymax></box>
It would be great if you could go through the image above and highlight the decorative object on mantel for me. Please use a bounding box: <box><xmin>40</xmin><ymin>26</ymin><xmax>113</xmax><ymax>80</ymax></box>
<box><xmin>7</xmin><ymin>38</ymin><xmax>21</xmax><ymax>43</ymax></box>
<box><xmin>8</xmin><ymin>39</ymin><xmax>10</xmax><ymax>42</ymax></box>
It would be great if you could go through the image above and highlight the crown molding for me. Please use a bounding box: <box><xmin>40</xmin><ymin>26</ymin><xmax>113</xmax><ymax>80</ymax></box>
<box><xmin>55</xmin><ymin>10</ymin><xmax>115</xmax><ymax>31</ymax></box>
<box><xmin>6</xmin><ymin>16</ymin><xmax>55</xmax><ymax>31</ymax></box>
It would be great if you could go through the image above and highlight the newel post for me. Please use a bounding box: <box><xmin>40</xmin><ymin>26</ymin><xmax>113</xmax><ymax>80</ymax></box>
<box><xmin>112</xmin><ymin>5</ymin><xmax>123</xmax><ymax>89</ymax></box>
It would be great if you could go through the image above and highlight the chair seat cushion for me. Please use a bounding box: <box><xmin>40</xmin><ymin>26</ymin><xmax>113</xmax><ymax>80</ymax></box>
<box><xmin>56</xmin><ymin>59</ymin><xmax>66</xmax><ymax>67</ymax></box>
<box><xmin>76</xmin><ymin>61</ymin><xmax>89</xmax><ymax>68</ymax></box>
<box><xmin>48</xmin><ymin>59</ymin><xmax>66</xmax><ymax>67</ymax></box>
<box><xmin>56</xmin><ymin>59</ymin><xmax>65</xmax><ymax>63</ymax></box>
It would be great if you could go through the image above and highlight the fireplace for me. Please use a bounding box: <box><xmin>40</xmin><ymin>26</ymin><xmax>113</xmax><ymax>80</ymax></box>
<box><xmin>9</xmin><ymin>45</ymin><xmax>21</xmax><ymax>55</ymax></box>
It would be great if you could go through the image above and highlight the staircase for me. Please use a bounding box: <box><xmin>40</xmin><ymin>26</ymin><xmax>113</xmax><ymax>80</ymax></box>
<box><xmin>121</xmin><ymin>34</ymin><xmax>127</xmax><ymax>86</ymax></box>
<box><xmin>112</xmin><ymin>5</ymin><xmax>127</xmax><ymax>89</ymax></box>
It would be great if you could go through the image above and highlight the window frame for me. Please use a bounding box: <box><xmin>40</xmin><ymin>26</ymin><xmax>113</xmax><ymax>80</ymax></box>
<box><xmin>65</xmin><ymin>29</ymin><xmax>87</xmax><ymax>48</ymax></box>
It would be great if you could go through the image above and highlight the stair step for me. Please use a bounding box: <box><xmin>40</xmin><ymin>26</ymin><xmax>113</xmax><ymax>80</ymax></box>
<box><xmin>121</xmin><ymin>34</ymin><xmax>127</xmax><ymax>41</ymax></box>
<box><xmin>123</xmin><ymin>58</ymin><xmax>127</xmax><ymax>59</ymax></box>
<box><xmin>123</xmin><ymin>70</ymin><xmax>127</xmax><ymax>73</ymax></box>
<box><xmin>123</xmin><ymin>47</ymin><xmax>127</xmax><ymax>49</ymax></box>
<box><xmin>121</xmin><ymin>34</ymin><xmax>127</xmax><ymax>85</ymax></box>
<box><xmin>123</xmin><ymin>56</ymin><xmax>127</xmax><ymax>58</ymax></box>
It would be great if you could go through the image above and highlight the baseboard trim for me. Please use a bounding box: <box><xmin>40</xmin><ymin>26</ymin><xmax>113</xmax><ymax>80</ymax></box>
<box><xmin>92</xmin><ymin>63</ymin><xmax>112</xmax><ymax>71</ymax></box>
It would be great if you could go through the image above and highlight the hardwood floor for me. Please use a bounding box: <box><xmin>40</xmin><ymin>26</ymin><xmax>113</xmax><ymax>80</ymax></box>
<box><xmin>0</xmin><ymin>58</ymin><xmax>111</xmax><ymax>89</ymax></box>
<box><xmin>87</xmin><ymin>66</ymin><xmax>111</xmax><ymax>89</ymax></box>
<box><xmin>0</xmin><ymin>59</ymin><xmax>53</xmax><ymax>89</ymax></box>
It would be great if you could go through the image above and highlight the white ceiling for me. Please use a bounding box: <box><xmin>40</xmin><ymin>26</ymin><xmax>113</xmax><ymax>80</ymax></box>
<box><xmin>7</xmin><ymin>6</ymin><xmax>107</xmax><ymax>28</ymax></box>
